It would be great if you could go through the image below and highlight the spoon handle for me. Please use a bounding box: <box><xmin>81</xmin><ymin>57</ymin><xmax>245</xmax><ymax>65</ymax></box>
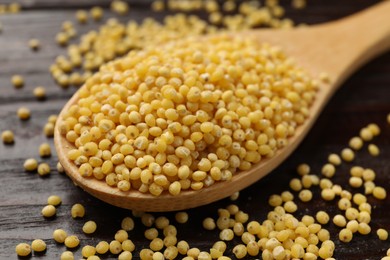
<box><xmin>315</xmin><ymin>1</ymin><xmax>390</xmax><ymax>86</ymax></box>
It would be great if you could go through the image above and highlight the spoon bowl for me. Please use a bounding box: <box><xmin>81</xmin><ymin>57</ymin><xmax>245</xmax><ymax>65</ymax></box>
<box><xmin>55</xmin><ymin>2</ymin><xmax>390</xmax><ymax>212</ymax></box>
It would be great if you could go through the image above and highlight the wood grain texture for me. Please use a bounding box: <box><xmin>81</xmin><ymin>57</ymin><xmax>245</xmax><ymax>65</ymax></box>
<box><xmin>1</xmin><ymin>0</ymin><xmax>389</xmax><ymax>259</ymax></box>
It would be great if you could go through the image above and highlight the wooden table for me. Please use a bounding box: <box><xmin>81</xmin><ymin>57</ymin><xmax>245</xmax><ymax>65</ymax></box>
<box><xmin>0</xmin><ymin>1</ymin><xmax>389</xmax><ymax>259</ymax></box>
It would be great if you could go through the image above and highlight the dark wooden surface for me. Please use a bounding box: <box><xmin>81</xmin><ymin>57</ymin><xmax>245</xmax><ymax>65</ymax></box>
<box><xmin>0</xmin><ymin>1</ymin><xmax>389</xmax><ymax>259</ymax></box>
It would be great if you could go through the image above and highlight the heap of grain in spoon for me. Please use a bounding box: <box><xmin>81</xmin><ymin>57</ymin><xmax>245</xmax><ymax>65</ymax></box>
<box><xmin>58</xmin><ymin>34</ymin><xmax>318</xmax><ymax>196</ymax></box>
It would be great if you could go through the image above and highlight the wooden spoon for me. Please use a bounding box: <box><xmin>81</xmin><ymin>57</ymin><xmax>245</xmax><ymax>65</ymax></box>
<box><xmin>54</xmin><ymin>2</ymin><xmax>390</xmax><ymax>212</ymax></box>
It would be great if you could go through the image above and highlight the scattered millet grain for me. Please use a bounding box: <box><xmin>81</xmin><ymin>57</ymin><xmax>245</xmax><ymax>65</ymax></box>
<box><xmin>368</xmin><ymin>144</ymin><xmax>380</xmax><ymax>156</ymax></box>
<box><xmin>341</xmin><ymin>148</ymin><xmax>355</xmax><ymax>162</ymax></box>
<box><xmin>328</xmin><ymin>153</ymin><xmax>341</xmax><ymax>165</ymax></box>
<box><xmin>360</xmin><ymin>127</ymin><xmax>373</xmax><ymax>141</ymax></box>
<box><xmin>81</xmin><ymin>245</ymin><xmax>96</xmax><ymax>258</ymax></box>
<box><xmin>37</xmin><ymin>163</ymin><xmax>50</xmax><ymax>176</ymax></box>
<box><xmin>39</xmin><ymin>143</ymin><xmax>51</xmax><ymax>157</ymax></box>
<box><xmin>109</xmin><ymin>240</ymin><xmax>122</xmax><ymax>254</ymax></box>
<box><xmin>90</xmin><ymin>6</ymin><xmax>103</xmax><ymax>21</ymax></box>
<box><xmin>56</xmin><ymin>32</ymin><xmax>69</xmax><ymax>46</ymax></box>
<box><xmin>53</xmin><ymin>229</ymin><xmax>68</xmax><ymax>243</ymax></box>
<box><xmin>377</xmin><ymin>229</ymin><xmax>389</xmax><ymax>241</ymax></box>
<box><xmin>23</xmin><ymin>158</ymin><xmax>38</xmax><ymax>171</ymax></box>
<box><xmin>367</xmin><ymin>123</ymin><xmax>380</xmax><ymax>136</ymax></box>
<box><xmin>75</xmin><ymin>10</ymin><xmax>88</xmax><ymax>24</ymax></box>
<box><xmin>151</xmin><ymin>0</ymin><xmax>164</xmax><ymax>12</ymax></box>
<box><xmin>41</xmin><ymin>205</ymin><xmax>56</xmax><ymax>217</ymax></box>
<box><xmin>373</xmin><ymin>186</ymin><xmax>387</xmax><ymax>200</ymax></box>
<box><xmin>111</xmin><ymin>0</ymin><xmax>129</xmax><ymax>15</ymax></box>
<box><xmin>43</xmin><ymin>122</ymin><xmax>55</xmax><ymax>137</ymax></box>
<box><xmin>64</xmin><ymin>235</ymin><xmax>80</xmax><ymax>248</ymax></box>
<box><xmin>2</xmin><ymin>130</ymin><xmax>14</xmax><ymax>144</ymax></box>
<box><xmin>175</xmin><ymin>211</ymin><xmax>189</xmax><ymax>224</ymax></box>
<box><xmin>95</xmin><ymin>241</ymin><xmax>109</xmax><ymax>254</ymax></box>
<box><xmin>83</xmin><ymin>221</ymin><xmax>97</xmax><ymax>234</ymax></box>
<box><xmin>339</xmin><ymin>228</ymin><xmax>353</xmax><ymax>242</ymax></box>
<box><xmin>349</xmin><ymin>136</ymin><xmax>363</xmax><ymax>150</ymax></box>
<box><xmin>71</xmin><ymin>203</ymin><xmax>85</xmax><ymax>218</ymax></box>
<box><xmin>121</xmin><ymin>217</ymin><xmax>135</xmax><ymax>231</ymax></box>
<box><xmin>28</xmin><ymin>38</ymin><xmax>40</xmax><ymax>51</ymax></box>
<box><xmin>15</xmin><ymin>243</ymin><xmax>31</xmax><ymax>256</ymax></box>
<box><xmin>31</xmin><ymin>239</ymin><xmax>46</xmax><ymax>252</ymax></box>
<box><xmin>60</xmin><ymin>251</ymin><xmax>74</xmax><ymax>260</ymax></box>
<box><xmin>17</xmin><ymin>107</ymin><xmax>30</xmax><ymax>120</ymax></box>
<box><xmin>57</xmin><ymin>161</ymin><xmax>65</xmax><ymax>173</ymax></box>
<box><xmin>33</xmin><ymin>86</ymin><xmax>46</xmax><ymax>100</ymax></box>
<box><xmin>316</xmin><ymin>211</ymin><xmax>330</xmax><ymax>225</ymax></box>
<box><xmin>11</xmin><ymin>74</ymin><xmax>24</xmax><ymax>88</ymax></box>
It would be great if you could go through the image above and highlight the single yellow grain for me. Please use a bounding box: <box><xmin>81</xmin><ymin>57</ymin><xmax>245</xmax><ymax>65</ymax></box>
<box><xmin>349</xmin><ymin>176</ymin><xmax>363</xmax><ymax>188</ymax></box>
<box><xmin>44</xmin><ymin>123</ymin><xmax>55</xmax><ymax>137</ymax></box>
<box><xmin>333</xmin><ymin>214</ymin><xmax>347</xmax><ymax>227</ymax></box>
<box><xmin>289</xmin><ymin>178</ymin><xmax>302</xmax><ymax>191</ymax></box>
<box><xmin>47</xmin><ymin>195</ymin><xmax>62</xmax><ymax>206</ymax></box>
<box><xmin>17</xmin><ymin>107</ymin><xmax>30</xmax><ymax>120</ymax></box>
<box><xmin>352</xmin><ymin>193</ymin><xmax>367</xmax><ymax>205</ymax></box>
<box><xmin>321</xmin><ymin>163</ymin><xmax>336</xmax><ymax>178</ymax></box>
<box><xmin>71</xmin><ymin>203</ymin><xmax>85</xmax><ymax>218</ymax></box>
<box><xmin>37</xmin><ymin>163</ymin><xmax>50</xmax><ymax>176</ymax></box>
<box><xmin>121</xmin><ymin>217</ymin><xmax>135</xmax><ymax>231</ymax></box>
<box><xmin>57</xmin><ymin>162</ymin><xmax>64</xmax><ymax>173</ymax></box>
<box><xmin>110</xmin><ymin>240</ymin><xmax>122</xmax><ymax>254</ymax></box>
<box><xmin>115</xmin><ymin>229</ymin><xmax>128</xmax><ymax>242</ymax></box>
<box><xmin>349</xmin><ymin>136</ymin><xmax>363</xmax><ymax>150</ymax></box>
<box><xmin>341</xmin><ymin>148</ymin><xmax>355</xmax><ymax>162</ymax></box>
<box><xmin>118</xmin><ymin>251</ymin><xmax>132</xmax><ymax>260</ymax></box>
<box><xmin>377</xmin><ymin>229</ymin><xmax>389</xmax><ymax>241</ymax></box>
<box><xmin>346</xmin><ymin>220</ymin><xmax>359</xmax><ymax>233</ymax></box>
<box><xmin>2</xmin><ymin>130</ymin><xmax>14</xmax><ymax>144</ymax></box>
<box><xmin>76</xmin><ymin>9</ymin><xmax>88</xmax><ymax>24</ymax></box>
<box><xmin>360</xmin><ymin>127</ymin><xmax>373</xmax><ymax>141</ymax></box>
<box><xmin>373</xmin><ymin>186</ymin><xmax>387</xmax><ymax>200</ymax></box>
<box><xmin>358</xmin><ymin>222</ymin><xmax>371</xmax><ymax>235</ymax></box>
<box><xmin>33</xmin><ymin>86</ymin><xmax>46</xmax><ymax>99</ymax></box>
<box><xmin>24</xmin><ymin>158</ymin><xmax>38</xmax><ymax>171</ymax></box>
<box><xmin>298</xmin><ymin>189</ymin><xmax>313</xmax><ymax>202</ymax></box>
<box><xmin>316</xmin><ymin>211</ymin><xmax>330</xmax><ymax>225</ymax></box>
<box><xmin>39</xmin><ymin>143</ymin><xmax>51</xmax><ymax>157</ymax></box>
<box><xmin>367</xmin><ymin>123</ymin><xmax>380</xmax><ymax>136</ymax></box>
<box><xmin>297</xmin><ymin>163</ymin><xmax>310</xmax><ymax>176</ymax></box>
<box><xmin>338</xmin><ymin>197</ymin><xmax>352</xmax><ymax>210</ymax></box>
<box><xmin>15</xmin><ymin>243</ymin><xmax>31</xmax><ymax>256</ymax></box>
<box><xmin>96</xmin><ymin>241</ymin><xmax>109</xmax><ymax>254</ymax></box>
<box><xmin>64</xmin><ymin>235</ymin><xmax>80</xmax><ymax>248</ymax></box>
<box><xmin>83</xmin><ymin>221</ymin><xmax>97</xmax><ymax>234</ymax></box>
<box><xmin>11</xmin><ymin>75</ymin><xmax>24</xmax><ymax>88</ymax></box>
<box><xmin>175</xmin><ymin>211</ymin><xmax>189</xmax><ymax>224</ymax></box>
<box><xmin>60</xmin><ymin>251</ymin><xmax>74</xmax><ymax>260</ymax></box>
<box><xmin>90</xmin><ymin>6</ymin><xmax>103</xmax><ymax>21</ymax></box>
<box><xmin>233</xmin><ymin>244</ymin><xmax>247</xmax><ymax>259</ymax></box>
<box><xmin>339</xmin><ymin>228</ymin><xmax>353</xmax><ymax>242</ymax></box>
<box><xmin>368</xmin><ymin>144</ymin><xmax>380</xmax><ymax>156</ymax></box>
<box><xmin>111</xmin><ymin>0</ymin><xmax>129</xmax><ymax>15</ymax></box>
<box><xmin>328</xmin><ymin>153</ymin><xmax>341</xmax><ymax>165</ymax></box>
<box><xmin>42</xmin><ymin>205</ymin><xmax>56</xmax><ymax>217</ymax></box>
<box><xmin>28</xmin><ymin>38</ymin><xmax>40</xmax><ymax>50</ymax></box>
<box><xmin>151</xmin><ymin>0</ymin><xmax>164</xmax><ymax>11</ymax></box>
<box><xmin>31</xmin><ymin>239</ymin><xmax>46</xmax><ymax>252</ymax></box>
<box><xmin>56</xmin><ymin>32</ymin><xmax>69</xmax><ymax>46</ymax></box>
<box><xmin>53</xmin><ymin>229</ymin><xmax>68</xmax><ymax>243</ymax></box>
